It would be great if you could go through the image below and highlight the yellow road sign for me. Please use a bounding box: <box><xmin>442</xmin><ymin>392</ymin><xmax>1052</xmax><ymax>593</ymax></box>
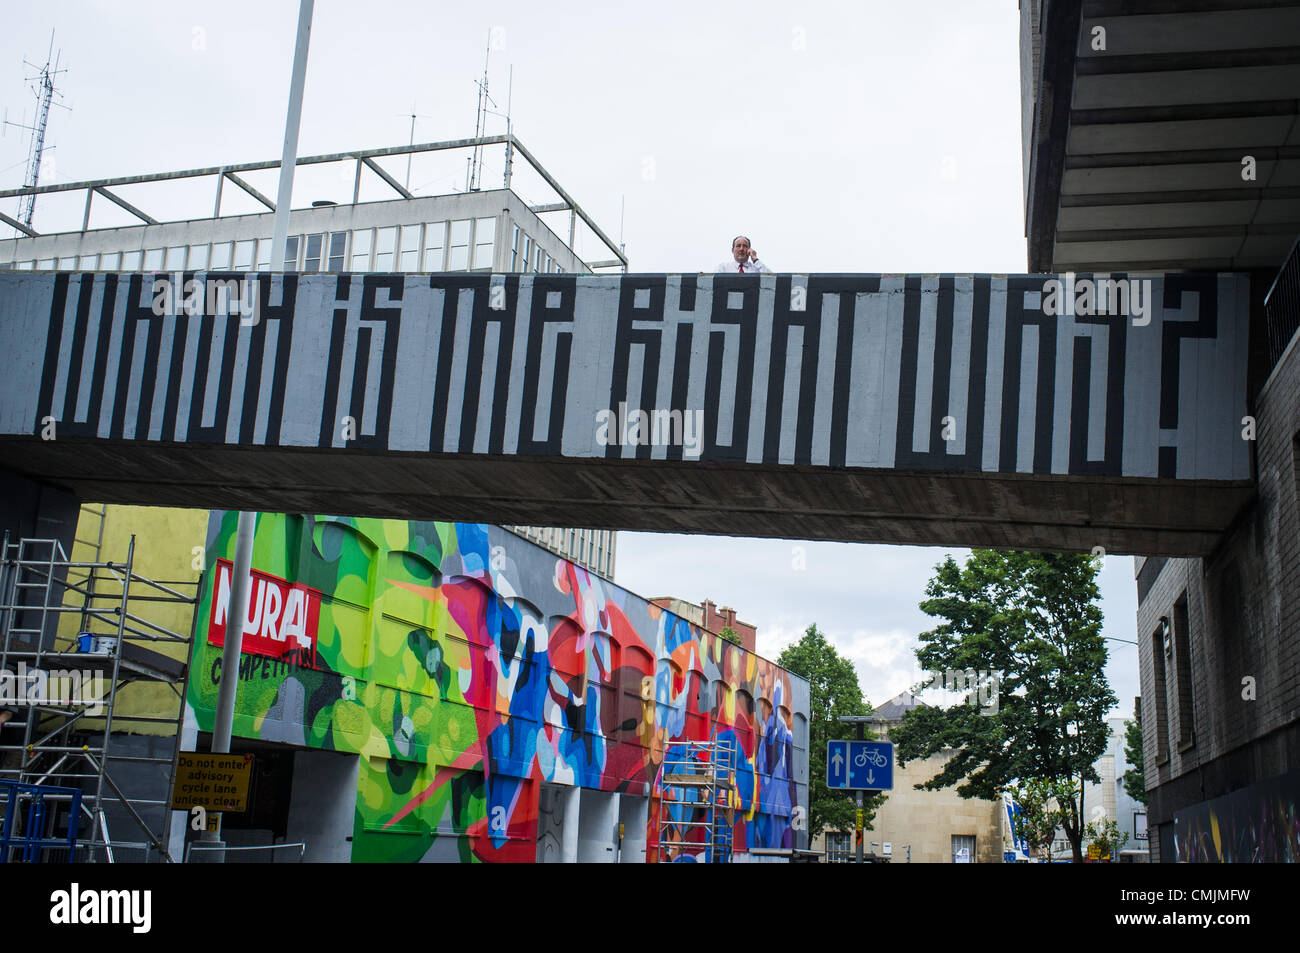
<box><xmin>171</xmin><ymin>752</ymin><xmax>253</xmax><ymax>812</ymax></box>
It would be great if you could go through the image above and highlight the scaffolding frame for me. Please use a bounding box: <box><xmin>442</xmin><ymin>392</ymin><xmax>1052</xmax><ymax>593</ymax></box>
<box><xmin>655</xmin><ymin>738</ymin><xmax>736</xmax><ymax>863</ymax></box>
<box><xmin>0</xmin><ymin>533</ymin><xmax>195</xmax><ymax>862</ymax></box>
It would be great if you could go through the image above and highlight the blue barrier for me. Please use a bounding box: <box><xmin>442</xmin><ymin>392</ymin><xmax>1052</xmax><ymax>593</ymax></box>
<box><xmin>0</xmin><ymin>780</ymin><xmax>82</xmax><ymax>863</ymax></box>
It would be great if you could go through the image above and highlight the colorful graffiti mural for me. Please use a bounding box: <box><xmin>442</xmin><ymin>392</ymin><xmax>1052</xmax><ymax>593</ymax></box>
<box><xmin>187</xmin><ymin>512</ymin><xmax>810</xmax><ymax>862</ymax></box>
<box><xmin>1174</xmin><ymin>771</ymin><xmax>1300</xmax><ymax>863</ymax></box>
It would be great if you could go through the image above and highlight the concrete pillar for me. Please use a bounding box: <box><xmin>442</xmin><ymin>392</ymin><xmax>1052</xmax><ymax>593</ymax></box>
<box><xmin>619</xmin><ymin>794</ymin><xmax>649</xmax><ymax>863</ymax></box>
<box><xmin>560</xmin><ymin>784</ymin><xmax>580</xmax><ymax>864</ymax></box>
<box><xmin>578</xmin><ymin>788</ymin><xmax>619</xmax><ymax>862</ymax></box>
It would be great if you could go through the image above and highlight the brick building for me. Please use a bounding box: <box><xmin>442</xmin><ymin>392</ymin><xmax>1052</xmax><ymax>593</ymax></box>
<box><xmin>1135</xmin><ymin>255</ymin><xmax>1300</xmax><ymax>861</ymax></box>
<box><xmin>648</xmin><ymin>597</ymin><xmax>757</xmax><ymax>654</ymax></box>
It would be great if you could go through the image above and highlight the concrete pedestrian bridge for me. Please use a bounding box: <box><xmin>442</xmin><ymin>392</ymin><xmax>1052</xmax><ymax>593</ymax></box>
<box><xmin>0</xmin><ymin>270</ymin><xmax>1252</xmax><ymax>555</ymax></box>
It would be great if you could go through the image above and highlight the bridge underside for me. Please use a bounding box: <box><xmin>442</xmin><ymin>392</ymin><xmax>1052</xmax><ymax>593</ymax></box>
<box><xmin>4</xmin><ymin>439</ymin><xmax>1251</xmax><ymax>556</ymax></box>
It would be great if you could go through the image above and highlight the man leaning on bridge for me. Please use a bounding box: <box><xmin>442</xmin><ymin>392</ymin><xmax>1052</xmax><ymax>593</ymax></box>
<box><xmin>716</xmin><ymin>235</ymin><xmax>772</xmax><ymax>274</ymax></box>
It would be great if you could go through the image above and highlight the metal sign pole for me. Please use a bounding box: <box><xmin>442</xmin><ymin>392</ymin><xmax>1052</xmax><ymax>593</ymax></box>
<box><xmin>837</xmin><ymin>714</ymin><xmax>878</xmax><ymax>865</ymax></box>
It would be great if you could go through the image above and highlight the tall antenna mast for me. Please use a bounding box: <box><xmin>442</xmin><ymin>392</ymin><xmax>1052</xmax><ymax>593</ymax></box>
<box><xmin>4</xmin><ymin>33</ymin><xmax>70</xmax><ymax>228</ymax></box>
<box><xmin>468</xmin><ymin>33</ymin><xmax>495</xmax><ymax>192</ymax></box>
<box><xmin>502</xmin><ymin>65</ymin><xmax>513</xmax><ymax>191</ymax></box>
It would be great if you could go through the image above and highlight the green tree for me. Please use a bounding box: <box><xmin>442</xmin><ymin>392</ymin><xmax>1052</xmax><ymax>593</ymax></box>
<box><xmin>1010</xmin><ymin>778</ymin><xmax>1074</xmax><ymax>862</ymax></box>
<box><xmin>891</xmin><ymin>550</ymin><xmax>1116</xmax><ymax>863</ymax></box>
<box><xmin>1122</xmin><ymin>716</ymin><xmax>1147</xmax><ymax>805</ymax></box>
<box><xmin>719</xmin><ymin>626</ymin><xmax>742</xmax><ymax>646</ymax></box>
<box><xmin>778</xmin><ymin>624</ymin><xmax>885</xmax><ymax>843</ymax></box>
<box><xmin>1086</xmin><ymin>816</ymin><xmax>1128</xmax><ymax>861</ymax></box>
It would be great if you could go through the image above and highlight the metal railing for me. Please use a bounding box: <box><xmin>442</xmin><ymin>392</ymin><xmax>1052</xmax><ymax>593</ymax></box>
<box><xmin>1265</xmin><ymin>235</ymin><xmax>1300</xmax><ymax>372</ymax></box>
<box><xmin>185</xmin><ymin>841</ymin><xmax>307</xmax><ymax>863</ymax></box>
<box><xmin>0</xmin><ymin>134</ymin><xmax>628</xmax><ymax>271</ymax></box>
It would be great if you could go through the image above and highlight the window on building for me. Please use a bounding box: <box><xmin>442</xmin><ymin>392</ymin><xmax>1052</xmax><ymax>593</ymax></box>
<box><xmin>423</xmin><ymin>222</ymin><xmax>446</xmax><ymax>271</ymax></box>
<box><xmin>165</xmin><ymin>246</ymin><xmax>186</xmax><ymax>270</ymax></box>
<box><xmin>399</xmin><ymin>225</ymin><xmax>420</xmax><ymax>271</ymax></box>
<box><xmin>448</xmin><ymin>219</ymin><xmax>470</xmax><ymax>270</ymax></box>
<box><xmin>1150</xmin><ymin>620</ymin><xmax>1171</xmax><ymax>764</ymax></box>
<box><xmin>534</xmin><ymin>244</ymin><xmax>543</xmax><ymax>273</ymax></box>
<box><xmin>78</xmin><ymin>254</ymin><xmax>99</xmax><ymax>271</ymax></box>
<box><xmin>521</xmin><ymin>235</ymin><xmax>532</xmax><ymax>275</ymax></box>
<box><xmin>374</xmin><ymin>227</ymin><xmax>396</xmax><ymax>271</ymax></box>
<box><xmin>120</xmin><ymin>250</ymin><xmax>141</xmax><ymax>271</ymax></box>
<box><xmin>99</xmin><ymin>251</ymin><xmax>120</xmax><ymax>271</ymax></box>
<box><xmin>304</xmin><ymin>233</ymin><xmax>324</xmax><ymax>272</ymax></box>
<box><xmin>473</xmin><ymin>217</ymin><xmax>495</xmax><ymax>270</ymax></box>
<box><xmin>327</xmin><ymin>231</ymin><xmax>346</xmax><ymax>272</ymax></box>
<box><xmin>510</xmin><ymin>225</ymin><xmax>520</xmax><ymax>271</ymax></box>
<box><xmin>209</xmin><ymin>243</ymin><xmax>232</xmax><ymax>270</ymax></box>
<box><xmin>283</xmin><ymin>235</ymin><xmax>300</xmax><ymax>272</ymax></box>
<box><xmin>256</xmin><ymin>239</ymin><xmax>271</xmax><ymax>271</ymax></box>
<box><xmin>351</xmin><ymin>229</ymin><xmax>372</xmax><ymax>271</ymax></box>
<box><xmin>233</xmin><ymin>240</ymin><xmax>255</xmax><ymax>271</ymax></box>
<box><xmin>951</xmin><ymin>834</ymin><xmax>975</xmax><ymax>863</ymax></box>
<box><xmin>188</xmin><ymin>244</ymin><xmax>209</xmax><ymax>270</ymax></box>
<box><xmin>16</xmin><ymin>260</ymin><xmax>34</xmax><ymax>270</ymax></box>
<box><xmin>37</xmin><ymin>258</ymin><xmax>55</xmax><ymax>270</ymax></box>
<box><xmin>1172</xmin><ymin>593</ymin><xmax>1194</xmax><ymax>748</ymax></box>
<box><xmin>825</xmin><ymin>832</ymin><xmax>853</xmax><ymax>864</ymax></box>
<box><xmin>542</xmin><ymin>251</ymin><xmax>551</xmax><ymax>274</ymax></box>
<box><xmin>144</xmin><ymin>249</ymin><xmax>164</xmax><ymax>271</ymax></box>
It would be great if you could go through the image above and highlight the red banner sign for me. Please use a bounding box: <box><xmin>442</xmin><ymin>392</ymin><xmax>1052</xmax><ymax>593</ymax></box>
<box><xmin>208</xmin><ymin>559</ymin><xmax>321</xmax><ymax>669</ymax></box>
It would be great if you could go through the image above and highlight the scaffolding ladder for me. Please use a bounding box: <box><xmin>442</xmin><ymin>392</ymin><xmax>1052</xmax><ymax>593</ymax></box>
<box><xmin>655</xmin><ymin>738</ymin><xmax>736</xmax><ymax>863</ymax></box>
<box><xmin>0</xmin><ymin>533</ymin><xmax>195</xmax><ymax>862</ymax></box>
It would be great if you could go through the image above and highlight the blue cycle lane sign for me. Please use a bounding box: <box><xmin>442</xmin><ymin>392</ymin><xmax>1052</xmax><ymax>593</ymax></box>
<box><xmin>827</xmin><ymin>740</ymin><xmax>894</xmax><ymax>790</ymax></box>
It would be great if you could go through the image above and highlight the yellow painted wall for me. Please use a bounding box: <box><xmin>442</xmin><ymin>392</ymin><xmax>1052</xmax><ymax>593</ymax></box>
<box><xmin>59</xmin><ymin>504</ymin><xmax>207</xmax><ymax>736</ymax></box>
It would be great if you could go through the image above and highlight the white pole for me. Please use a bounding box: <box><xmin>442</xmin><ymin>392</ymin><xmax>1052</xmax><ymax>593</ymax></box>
<box><xmin>270</xmin><ymin>0</ymin><xmax>315</xmax><ymax>270</ymax></box>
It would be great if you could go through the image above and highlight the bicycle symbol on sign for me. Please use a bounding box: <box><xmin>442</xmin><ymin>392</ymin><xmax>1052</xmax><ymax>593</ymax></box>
<box><xmin>854</xmin><ymin>747</ymin><xmax>888</xmax><ymax>769</ymax></box>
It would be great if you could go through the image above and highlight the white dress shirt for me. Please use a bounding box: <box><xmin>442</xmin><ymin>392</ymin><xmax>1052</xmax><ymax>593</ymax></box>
<box><xmin>715</xmin><ymin>258</ymin><xmax>772</xmax><ymax>274</ymax></box>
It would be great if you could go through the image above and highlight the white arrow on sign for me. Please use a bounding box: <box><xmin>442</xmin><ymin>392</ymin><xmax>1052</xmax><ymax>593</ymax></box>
<box><xmin>832</xmin><ymin>751</ymin><xmax>844</xmax><ymax>775</ymax></box>
<box><xmin>867</xmin><ymin>769</ymin><xmax>875</xmax><ymax>785</ymax></box>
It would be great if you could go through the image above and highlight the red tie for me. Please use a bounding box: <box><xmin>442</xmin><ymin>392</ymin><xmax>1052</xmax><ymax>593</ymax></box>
<box><xmin>738</xmin><ymin>263</ymin><xmax>743</xmax><ymax>273</ymax></box>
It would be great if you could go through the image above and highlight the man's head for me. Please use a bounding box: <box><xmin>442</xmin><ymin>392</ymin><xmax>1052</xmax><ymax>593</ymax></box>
<box><xmin>732</xmin><ymin>235</ymin><xmax>752</xmax><ymax>263</ymax></box>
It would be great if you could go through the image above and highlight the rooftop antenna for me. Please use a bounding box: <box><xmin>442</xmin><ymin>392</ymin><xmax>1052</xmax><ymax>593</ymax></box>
<box><xmin>398</xmin><ymin>103</ymin><xmax>433</xmax><ymax>190</ymax></box>
<box><xmin>619</xmin><ymin>195</ymin><xmax>627</xmax><ymax>274</ymax></box>
<box><xmin>2</xmin><ymin>32</ymin><xmax>71</xmax><ymax>228</ymax></box>
<box><xmin>467</xmin><ymin>32</ymin><xmax>497</xmax><ymax>192</ymax></box>
<box><xmin>502</xmin><ymin>65</ymin><xmax>513</xmax><ymax>190</ymax></box>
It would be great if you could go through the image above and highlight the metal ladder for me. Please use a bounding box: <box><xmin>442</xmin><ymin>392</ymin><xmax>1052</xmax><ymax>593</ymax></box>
<box><xmin>654</xmin><ymin>738</ymin><xmax>736</xmax><ymax>863</ymax></box>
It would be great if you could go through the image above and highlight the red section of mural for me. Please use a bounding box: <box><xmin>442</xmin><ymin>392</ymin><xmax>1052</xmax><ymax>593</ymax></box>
<box><xmin>207</xmin><ymin>559</ymin><xmax>321</xmax><ymax>668</ymax></box>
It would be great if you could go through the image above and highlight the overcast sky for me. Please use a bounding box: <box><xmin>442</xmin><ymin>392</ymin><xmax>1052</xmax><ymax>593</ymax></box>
<box><xmin>0</xmin><ymin>0</ymin><xmax>1139</xmax><ymax>719</ymax></box>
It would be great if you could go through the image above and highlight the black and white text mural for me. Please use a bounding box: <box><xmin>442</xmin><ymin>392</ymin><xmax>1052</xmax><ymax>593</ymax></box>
<box><xmin>0</xmin><ymin>271</ymin><xmax>1250</xmax><ymax>482</ymax></box>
